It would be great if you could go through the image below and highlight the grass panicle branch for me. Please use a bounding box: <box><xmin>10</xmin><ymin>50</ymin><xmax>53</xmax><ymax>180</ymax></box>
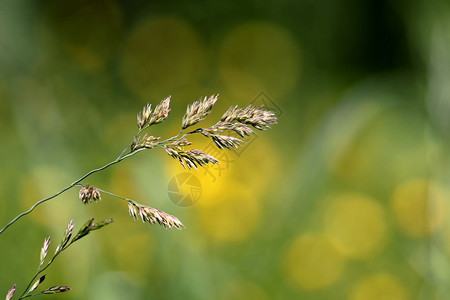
<box><xmin>182</xmin><ymin>94</ymin><xmax>218</xmax><ymax>129</ymax></box>
<box><xmin>137</xmin><ymin>96</ymin><xmax>171</xmax><ymax>129</ymax></box>
<box><xmin>39</xmin><ymin>237</ymin><xmax>51</xmax><ymax>269</ymax></box>
<box><xmin>131</xmin><ymin>134</ymin><xmax>161</xmax><ymax>151</ymax></box>
<box><xmin>221</xmin><ymin>104</ymin><xmax>277</xmax><ymax>130</ymax></box>
<box><xmin>8</xmin><ymin>219</ymin><xmax>113</xmax><ymax>300</ymax></box>
<box><xmin>163</xmin><ymin>147</ymin><xmax>219</xmax><ymax>170</ymax></box>
<box><xmin>78</xmin><ymin>185</ymin><xmax>101</xmax><ymax>204</ymax></box>
<box><xmin>128</xmin><ymin>202</ymin><xmax>183</xmax><ymax>229</ymax></box>
<box><xmin>6</xmin><ymin>285</ymin><xmax>15</xmax><ymax>300</ymax></box>
<box><xmin>2</xmin><ymin>94</ymin><xmax>277</xmax><ymax>299</ymax></box>
<box><xmin>1</xmin><ymin>94</ymin><xmax>276</xmax><ymax>235</ymax></box>
<box><xmin>77</xmin><ymin>184</ymin><xmax>184</xmax><ymax>230</ymax></box>
<box><xmin>0</xmin><ymin>148</ymin><xmax>143</xmax><ymax>236</ymax></box>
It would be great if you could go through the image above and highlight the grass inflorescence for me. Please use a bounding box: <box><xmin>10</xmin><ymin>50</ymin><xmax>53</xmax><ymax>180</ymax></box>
<box><xmin>2</xmin><ymin>94</ymin><xmax>277</xmax><ymax>299</ymax></box>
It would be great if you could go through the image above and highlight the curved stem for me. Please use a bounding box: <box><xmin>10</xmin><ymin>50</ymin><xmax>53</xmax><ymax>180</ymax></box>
<box><xmin>0</xmin><ymin>125</ymin><xmax>198</xmax><ymax>236</ymax></box>
<box><xmin>96</xmin><ymin>188</ymin><xmax>136</xmax><ymax>204</ymax></box>
<box><xmin>0</xmin><ymin>186</ymin><xmax>72</xmax><ymax>235</ymax></box>
<box><xmin>158</xmin><ymin>129</ymin><xmax>185</xmax><ymax>144</ymax></box>
<box><xmin>157</xmin><ymin>128</ymin><xmax>201</xmax><ymax>146</ymax></box>
<box><xmin>117</xmin><ymin>128</ymin><xmax>143</xmax><ymax>160</ymax></box>
<box><xmin>19</xmin><ymin>250</ymin><xmax>61</xmax><ymax>299</ymax></box>
<box><xmin>0</xmin><ymin>148</ymin><xmax>145</xmax><ymax>236</ymax></box>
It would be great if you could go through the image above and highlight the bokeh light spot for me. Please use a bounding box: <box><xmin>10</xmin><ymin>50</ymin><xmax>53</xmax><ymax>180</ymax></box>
<box><xmin>163</xmin><ymin>137</ymin><xmax>279</xmax><ymax>244</ymax></box>
<box><xmin>219</xmin><ymin>21</ymin><xmax>300</xmax><ymax>100</ymax></box>
<box><xmin>120</xmin><ymin>17</ymin><xmax>207</xmax><ymax>101</ymax></box>
<box><xmin>283</xmin><ymin>234</ymin><xmax>345</xmax><ymax>291</ymax></box>
<box><xmin>164</xmin><ymin>153</ymin><xmax>229</xmax><ymax>208</ymax></box>
<box><xmin>349</xmin><ymin>273</ymin><xmax>409</xmax><ymax>300</ymax></box>
<box><xmin>330</xmin><ymin>137</ymin><xmax>374</xmax><ymax>185</ymax></box>
<box><xmin>195</xmin><ymin>184</ymin><xmax>261</xmax><ymax>243</ymax></box>
<box><xmin>391</xmin><ymin>179</ymin><xmax>447</xmax><ymax>237</ymax></box>
<box><xmin>324</xmin><ymin>193</ymin><xmax>387</xmax><ymax>259</ymax></box>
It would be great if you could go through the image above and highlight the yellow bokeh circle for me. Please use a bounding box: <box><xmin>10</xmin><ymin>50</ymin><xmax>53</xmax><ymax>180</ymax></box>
<box><xmin>162</xmin><ymin>132</ymin><xmax>279</xmax><ymax>243</ymax></box>
<box><xmin>195</xmin><ymin>183</ymin><xmax>262</xmax><ymax>243</ymax></box>
<box><xmin>219</xmin><ymin>21</ymin><xmax>300</xmax><ymax>100</ymax></box>
<box><xmin>323</xmin><ymin>193</ymin><xmax>387</xmax><ymax>259</ymax></box>
<box><xmin>283</xmin><ymin>234</ymin><xmax>345</xmax><ymax>291</ymax></box>
<box><xmin>120</xmin><ymin>16</ymin><xmax>207</xmax><ymax>100</ymax></box>
<box><xmin>349</xmin><ymin>273</ymin><xmax>409</xmax><ymax>300</ymax></box>
<box><xmin>391</xmin><ymin>179</ymin><xmax>447</xmax><ymax>237</ymax></box>
<box><xmin>164</xmin><ymin>150</ymin><xmax>233</xmax><ymax>208</ymax></box>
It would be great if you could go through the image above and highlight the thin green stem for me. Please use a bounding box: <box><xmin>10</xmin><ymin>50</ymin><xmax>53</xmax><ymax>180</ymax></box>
<box><xmin>0</xmin><ymin>125</ymin><xmax>199</xmax><ymax>236</ymax></box>
<box><xmin>18</xmin><ymin>222</ymin><xmax>91</xmax><ymax>299</ymax></box>
<box><xmin>157</xmin><ymin>128</ymin><xmax>201</xmax><ymax>146</ymax></box>
<box><xmin>157</xmin><ymin>129</ymin><xmax>185</xmax><ymax>144</ymax></box>
<box><xmin>20</xmin><ymin>292</ymin><xmax>43</xmax><ymax>299</ymax></box>
<box><xmin>75</xmin><ymin>183</ymin><xmax>136</xmax><ymax>204</ymax></box>
<box><xmin>95</xmin><ymin>187</ymin><xmax>136</xmax><ymax>204</ymax></box>
<box><xmin>0</xmin><ymin>148</ymin><xmax>145</xmax><ymax>236</ymax></box>
<box><xmin>19</xmin><ymin>252</ymin><xmax>60</xmax><ymax>299</ymax></box>
<box><xmin>116</xmin><ymin>128</ymin><xmax>143</xmax><ymax>160</ymax></box>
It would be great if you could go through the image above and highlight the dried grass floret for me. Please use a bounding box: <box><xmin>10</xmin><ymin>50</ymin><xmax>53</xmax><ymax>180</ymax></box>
<box><xmin>55</xmin><ymin>220</ymin><xmax>74</xmax><ymax>255</ymax></box>
<box><xmin>128</xmin><ymin>202</ymin><xmax>183</xmax><ymax>229</ymax></box>
<box><xmin>6</xmin><ymin>284</ymin><xmax>16</xmax><ymax>300</ymax></box>
<box><xmin>42</xmin><ymin>286</ymin><xmax>71</xmax><ymax>294</ymax></box>
<box><xmin>137</xmin><ymin>96</ymin><xmax>171</xmax><ymax>129</ymax></box>
<box><xmin>9</xmin><ymin>219</ymin><xmax>111</xmax><ymax>299</ymax></box>
<box><xmin>164</xmin><ymin>147</ymin><xmax>219</xmax><ymax>169</ymax></box>
<box><xmin>131</xmin><ymin>134</ymin><xmax>161</xmax><ymax>151</ymax></box>
<box><xmin>221</xmin><ymin>104</ymin><xmax>277</xmax><ymax>130</ymax></box>
<box><xmin>2</xmin><ymin>93</ymin><xmax>278</xmax><ymax>300</ymax></box>
<box><xmin>39</xmin><ymin>237</ymin><xmax>51</xmax><ymax>268</ymax></box>
<box><xmin>71</xmin><ymin>218</ymin><xmax>114</xmax><ymax>244</ymax></box>
<box><xmin>182</xmin><ymin>94</ymin><xmax>218</xmax><ymax>129</ymax></box>
<box><xmin>210</xmin><ymin>135</ymin><xmax>243</xmax><ymax>149</ymax></box>
<box><xmin>201</xmin><ymin>123</ymin><xmax>253</xmax><ymax>139</ymax></box>
<box><xmin>168</xmin><ymin>138</ymin><xmax>192</xmax><ymax>151</ymax></box>
<box><xmin>29</xmin><ymin>275</ymin><xmax>46</xmax><ymax>293</ymax></box>
<box><xmin>78</xmin><ymin>184</ymin><xmax>101</xmax><ymax>204</ymax></box>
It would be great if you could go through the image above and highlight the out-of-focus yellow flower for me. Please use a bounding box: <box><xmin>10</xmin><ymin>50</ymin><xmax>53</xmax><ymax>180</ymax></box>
<box><xmin>349</xmin><ymin>272</ymin><xmax>409</xmax><ymax>300</ymax></box>
<box><xmin>282</xmin><ymin>234</ymin><xmax>346</xmax><ymax>291</ymax></box>
<box><xmin>162</xmin><ymin>134</ymin><xmax>279</xmax><ymax>243</ymax></box>
<box><xmin>165</xmin><ymin>151</ymin><xmax>258</xmax><ymax>242</ymax></box>
<box><xmin>323</xmin><ymin>193</ymin><xmax>387</xmax><ymax>259</ymax></box>
<box><xmin>330</xmin><ymin>139</ymin><xmax>373</xmax><ymax>184</ymax></box>
<box><xmin>195</xmin><ymin>182</ymin><xmax>261</xmax><ymax>243</ymax></box>
<box><xmin>391</xmin><ymin>179</ymin><xmax>447</xmax><ymax>237</ymax></box>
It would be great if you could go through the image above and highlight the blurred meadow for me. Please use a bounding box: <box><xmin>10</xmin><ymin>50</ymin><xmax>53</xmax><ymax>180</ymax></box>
<box><xmin>1</xmin><ymin>0</ymin><xmax>450</xmax><ymax>299</ymax></box>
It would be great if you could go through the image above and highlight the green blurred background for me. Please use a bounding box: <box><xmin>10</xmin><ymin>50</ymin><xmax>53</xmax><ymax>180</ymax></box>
<box><xmin>1</xmin><ymin>0</ymin><xmax>450</xmax><ymax>299</ymax></box>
